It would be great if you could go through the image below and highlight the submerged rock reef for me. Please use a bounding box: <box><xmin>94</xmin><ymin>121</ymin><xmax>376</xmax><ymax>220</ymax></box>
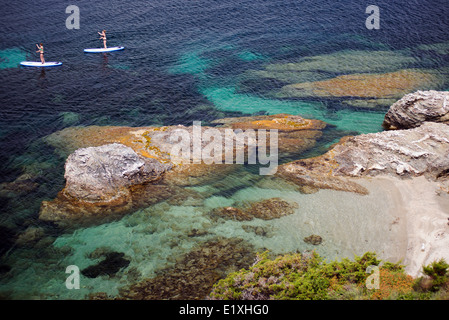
<box><xmin>247</xmin><ymin>50</ymin><xmax>447</xmax><ymax>108</ymax></box>
<box><xmin>82</xmin><ymin>252</ymin><xmax>130</xmax><ymax>278</ymax></box>
<box><xmin>110</xmin><ymin>238</ymin><xmax>255</xmax><ymax>300</ymax></box>
<box><xmin>211</xmin><ymin>197</ymin><xmax>299</xmax><ymax>221</ymax></box>
<box><xmin>278</xmin><ymin>69</ymin><xmax>438</xmax><ymax>103</ymax></box>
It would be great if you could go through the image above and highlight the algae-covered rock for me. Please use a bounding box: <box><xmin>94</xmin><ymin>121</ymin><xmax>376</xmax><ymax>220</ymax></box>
<box><xmin>0</xmin><ymin>173</ymin><xmax>39</xmax><ymax>197</ymax></box>
<box><xmin>211</xmin><ymin>197</ymin><xmax>298</xmax><ymax>221</ymax></box>
<box><xmin>115</xmin><ymin>238</ymin><xmax>255</xmax><ymax>300</ymax></box>
<box><xmin>247</xmin><ymin>50</ymin><xmax>445</xmax><ymax>109</ymax></box>
<box><xmin>304</xmin><ymin>234</ymin><xmax>323</xmax><ymax>245</ymax></box>
<box><xmin>260</xmin><ymin>50</ymin><xmax>418</xmax><ymax>75</ymax></box>
<box><xmin>15</xmin><ymin>227</ymin><xmax>45</xmax><ymax>247</ymax></box>
<box><xmin>211</xmin><ymin>206</ymin><xmax>252</xmax><ymax>221</ymax></box>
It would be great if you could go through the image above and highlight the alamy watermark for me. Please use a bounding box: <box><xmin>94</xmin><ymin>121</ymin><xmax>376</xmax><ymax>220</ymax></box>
<box><xmin>66</xmin><ymin>5</ymin><xmax>80</xmax><ymax>29</ymax></box>
<box><xmin>65</xmin><ymin>265</ymin><xmax>80</xmax><ymax>289</ymax></box>
<box><xmin>64</xmin><ymin>5</ymin><xmax>379</xmax><ymax>30</ymax></box>
<box><xmin>366</xmin><ymin>265</ymin><xmax>380</xmax><ymax>290</ymax></box>
<box><xmin>365</xmin><ymin>5</ymin><xmax>380</xmax><ymax>30</ymax></box>
<box><xmin>167</xmin><ymin>121</ymin><xmax>279</xmax><ymax>175</ymax></box>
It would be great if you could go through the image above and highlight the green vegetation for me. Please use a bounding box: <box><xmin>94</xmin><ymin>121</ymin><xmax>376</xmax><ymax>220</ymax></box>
<box><xmin>210</xmin><ymin>251</ymin><xmax>449</xmax><ymax>300</ymax></box>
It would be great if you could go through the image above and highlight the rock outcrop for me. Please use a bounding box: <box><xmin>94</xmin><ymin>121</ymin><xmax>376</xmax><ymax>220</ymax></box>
<box><xmin>41</xmin><ymin>114</ymin><xmax>327</xmax><ymax>226</ymax></box>
<box><xmin>64</xmin><ymin>143</ymin><xmax>170</xmax><ymax>202</ymax></box>
<box><xmin>0</xmin><ymin>173</ymin><xmax>39</xmax><ymax>197</ymax></box>
<box><xmin>277</xmin><ymin>122</ymin><xmax>449</xmax><ymax>193</ymax></box>
<box><xmin>383</xmin><ymin>90</ymin><xmax>449</xmax><ymax>130</ymax></box>
<box><xmin>15</xmin><ymin>227</ymin><xmax>45</xmax><ymax>247</ymax></box>
<box><xmin>39</xmin><ymin>143</ymin><xmax>172</xmax><ymax>225</ymax></box>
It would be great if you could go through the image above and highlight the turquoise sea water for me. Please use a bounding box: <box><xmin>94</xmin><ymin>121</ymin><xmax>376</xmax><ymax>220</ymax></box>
<box><xmin>1</xmin><ymin>0</ymin><xmax>449</xmax><ymax>299</ymax></box>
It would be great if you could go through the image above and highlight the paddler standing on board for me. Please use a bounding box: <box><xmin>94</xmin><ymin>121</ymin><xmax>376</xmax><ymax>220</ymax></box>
<box><xmin>98</xmin><ymin>30</ymin><xmax>107</xmax><ymax>49</ymax></box>
<box><xmin>36</xmin><ymin>43</ymin><xmax>45</xmax><ymax>64</ymax></box>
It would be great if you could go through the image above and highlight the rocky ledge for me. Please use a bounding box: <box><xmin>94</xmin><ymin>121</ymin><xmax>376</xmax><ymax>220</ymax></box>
<box><xmin>277</xmin><ymin>121</ymin><xmax>449</xmax><ymax>194</ymax></box>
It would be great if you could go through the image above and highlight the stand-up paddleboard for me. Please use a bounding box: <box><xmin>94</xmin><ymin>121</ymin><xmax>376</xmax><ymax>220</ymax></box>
<box><xmin>20</xmin><ymin>61</ymin><xmax>62</xmax><ymax>67</ymax></box>
<box><xmin>84</xmin><ymin>46</ymin><xmax>124</xmax><ymax>53</ymax></box>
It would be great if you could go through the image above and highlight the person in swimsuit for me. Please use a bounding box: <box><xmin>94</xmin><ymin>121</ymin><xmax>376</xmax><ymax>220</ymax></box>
<box><xmin>36</xmin><ymin>43</ymin><xmax>45</xmax><ymax>64</ymax></box>
<box><xmin>98</xmin><ymin>30</ymin><xmax>107</xmax><ymax>49</ymax></box>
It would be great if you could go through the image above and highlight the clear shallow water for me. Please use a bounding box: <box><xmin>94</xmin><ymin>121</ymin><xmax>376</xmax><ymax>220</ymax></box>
<box><xmin>1</xmin><ymin>0</ymin><xmax>449</xmax><ymax>299</ymax></box>
<box><xmin>1</xmin><ymin>174</ymin><xmax>406</xmax><ymax>299</ymax></box>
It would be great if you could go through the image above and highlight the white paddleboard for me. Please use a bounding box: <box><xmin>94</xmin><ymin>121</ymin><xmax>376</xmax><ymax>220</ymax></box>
<box><xmin>20</xmin><ymin>61</ymin><xmax>62</xmax><ymax>67</ymax></box>
<box><xmin>84</xmin><ymin>46</ymin><xmax>125</xmax><ymax>53</ymax></box>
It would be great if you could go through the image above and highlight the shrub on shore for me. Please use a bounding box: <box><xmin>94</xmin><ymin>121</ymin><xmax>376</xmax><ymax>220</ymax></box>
<box><xmin>210</xmin><ymin>251</ymin><xmax>448</xmax><ymax>300</ymax></box>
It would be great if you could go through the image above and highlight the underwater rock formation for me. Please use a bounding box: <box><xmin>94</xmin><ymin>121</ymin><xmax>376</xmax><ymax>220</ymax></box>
<box><xmin>277</xmin><ymin>121</ymin><xmax>449</xmax><ymax>193</ymax></box>
<box><xmin>383</xmin><ymin>90</ymin><xmax>449</xmax><ymax>130</ymax></box>
<box><xmin>245</xmin><ymin>197</ymin><xmax>299</xmax><ymax>220</ymax></box>
<box><xmin>212</xmin><ymin>206</ymin><xmax>250</xmax><ymax>221</ymax></box>
<box><xmin>303</xmin><ymin>234</ymin><xmax>323</xmax><ymax>245</ymax></box>
<box><xmin>0</xmin><ymin>173</ymin><xmax>39</xmax><ymax>197</ymax></box>
<box><xmin>277</xmin><ymin>70</ymin><xmax>440</xmax><ymax>108</ymax></box>
<box><xmin>113</xmin><ymin>238</ymin><xmax>255</xmax><ymax>300</ymax></box>
<box><xmin>82</xmin><ymin>252</ymin><xmax>130</xmax><ymax>278</ymax></box>
<box><xmin>252</xmin><ymin>50</ymin><xmax>418</xmax><ymax>80</ymax></box>
<box><xmin>211</xmin><ymin>197</ymin><xmax>299</xmax><ymax>221</ymax></box>
<box><xmin>242</xmin><ymin>225</ymin><xmax>273</xmax><ymax>237</ymax></box>
<box><xmin>15</xmin><ymin>227</ymin><xmax>45</xmax><ymax>247</ymax></box>
<box><xmin>246</xmin><ymin>50</ymin><xmax>445</xmax><ymax>108</ymax></box>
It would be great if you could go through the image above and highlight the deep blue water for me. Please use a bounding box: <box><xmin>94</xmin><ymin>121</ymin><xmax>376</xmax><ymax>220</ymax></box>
<box><xmin>1</xmin><ymin>0</ymin><xmax>449</xmax><ymax>299</ymax></box>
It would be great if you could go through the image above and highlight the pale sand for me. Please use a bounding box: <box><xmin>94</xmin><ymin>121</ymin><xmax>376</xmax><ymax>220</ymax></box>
<box><xmin>365</xmin><ymin>175</ymin><xmax>449</xmax><ymax>277</ymax></box>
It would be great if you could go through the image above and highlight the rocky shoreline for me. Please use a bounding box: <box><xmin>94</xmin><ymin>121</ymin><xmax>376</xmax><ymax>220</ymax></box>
<box><xmin>32</xmin><ymin>90</ymin><xmax>449</xmax><ymax>285</ymax></box>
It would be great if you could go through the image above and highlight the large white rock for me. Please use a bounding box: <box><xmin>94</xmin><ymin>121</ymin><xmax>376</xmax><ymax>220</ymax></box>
<box><xmin>383</xmin><ymin>90</ymin><xmax>449</xmax><ymax>130</ymax></box>
<box><xmin>63</xmin><ymin>143</ymin><xmax>171</xmax><ymax>202</ymax></box>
